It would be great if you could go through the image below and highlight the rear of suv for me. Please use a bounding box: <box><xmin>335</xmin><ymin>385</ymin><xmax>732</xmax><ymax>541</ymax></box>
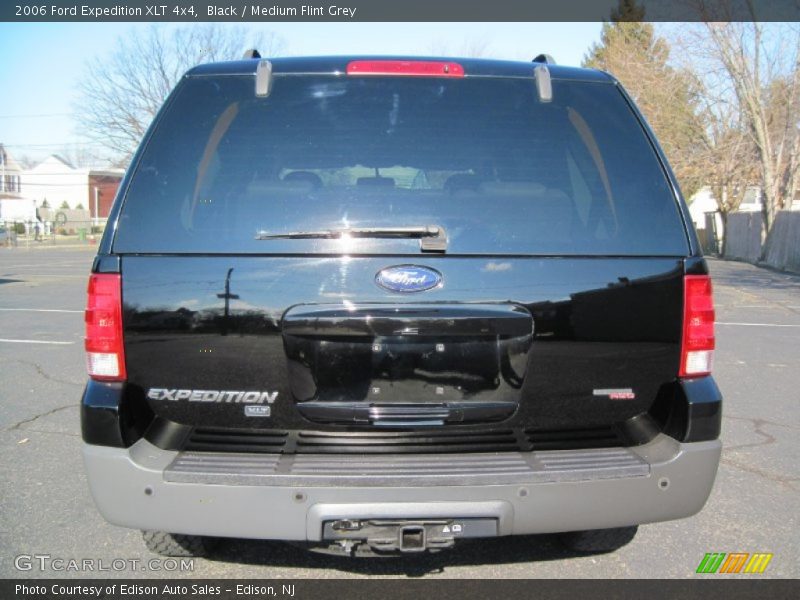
<box><xmin>81</xmin><ymin>55</ymin><xmax>721</xmax><ymax>557</ymax></box>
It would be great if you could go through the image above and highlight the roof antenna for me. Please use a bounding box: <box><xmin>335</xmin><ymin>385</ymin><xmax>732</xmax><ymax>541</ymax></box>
<box><xmin>255</xmin><ymin>59</ymin><xmax>273</xmax><ymax>97</ymax></box>
<box><xmin>243</xmin><ymin>49</ymin><xmax>261</xmax><ymax>59</ymax></box>
<box><xmin>532</xmin><ymin>54</ymin><xmax>556</xmax><ymax>65</ymax></box>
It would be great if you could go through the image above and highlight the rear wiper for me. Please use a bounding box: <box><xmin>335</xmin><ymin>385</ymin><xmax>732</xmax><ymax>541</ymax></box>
<box><xmin>255</xmin><ymin>225</ymin><xmax>447</xmax><ymax>252</ymax></box>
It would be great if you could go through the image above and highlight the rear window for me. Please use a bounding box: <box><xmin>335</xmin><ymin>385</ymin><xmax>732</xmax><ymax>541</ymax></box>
<box><xmin>113</xmin><ymin>73</ymin><xmax>689</xmax><ymax>255</ymax></box>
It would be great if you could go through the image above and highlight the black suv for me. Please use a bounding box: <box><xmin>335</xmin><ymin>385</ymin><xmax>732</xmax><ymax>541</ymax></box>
<box><xmin>81</xmin><ymin>55</ymin><xmax>721</xmax><ymax>557</ymax></box>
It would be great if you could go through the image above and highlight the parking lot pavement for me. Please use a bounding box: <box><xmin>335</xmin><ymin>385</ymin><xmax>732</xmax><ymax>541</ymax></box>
<box><xmin>0</xmin><ymin>248</ymin><xmax>798</xmax><ymax>579</ymax></box>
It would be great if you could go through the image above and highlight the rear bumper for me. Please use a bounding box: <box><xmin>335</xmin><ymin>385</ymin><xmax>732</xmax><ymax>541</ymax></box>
<box><xmin>83</xmin><ymin>434</ymin><xmax>720</xmax><ymax>540</ymax></box>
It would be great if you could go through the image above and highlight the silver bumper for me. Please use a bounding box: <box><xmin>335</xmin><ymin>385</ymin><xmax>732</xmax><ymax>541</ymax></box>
<box><xmin>82</xmin><ymin>434</ymin><xmax>720</xmax><ymax>540</ymax></box>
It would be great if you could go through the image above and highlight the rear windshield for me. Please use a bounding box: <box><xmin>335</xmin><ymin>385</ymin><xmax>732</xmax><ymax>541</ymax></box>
<box><xmin>113</xmin><ymin>73</ymin><xmax>689</xmax><ymax>255</ymax></box>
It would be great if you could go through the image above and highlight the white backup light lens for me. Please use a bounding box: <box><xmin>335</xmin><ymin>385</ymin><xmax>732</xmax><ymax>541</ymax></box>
<box><xmin>87</xmin><ymin>352</ymin><xmax>120</xmax><ymax>378</ymax></box>
<box><xmin>683</xmin><ymin>350</ymin><xmax>713</xmax><ymax>376</ymax></box>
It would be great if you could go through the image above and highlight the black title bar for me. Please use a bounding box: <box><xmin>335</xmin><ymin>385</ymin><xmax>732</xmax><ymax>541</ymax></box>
<box><xmin>3</xmin><ymin>579</ymin><xmax>800</xmax><ymax>600</ymax></box>
<box><xmin>2</xmin><ymin>0</ymin><xmax>799</xmax><ymax>22</ymax></box>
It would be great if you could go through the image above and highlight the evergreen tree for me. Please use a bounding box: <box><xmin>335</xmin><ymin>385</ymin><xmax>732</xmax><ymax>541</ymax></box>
<box><xmin>610</xmin><ymin>0</ymin><xmax>645</xmax><ymax>22</ymax></box>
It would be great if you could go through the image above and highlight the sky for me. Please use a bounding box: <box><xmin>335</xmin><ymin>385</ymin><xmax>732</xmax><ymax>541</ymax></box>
<box><xmin>0</xmin><ymin>22</ymin><xmax>602</xmax><ymax>165</ymax></box>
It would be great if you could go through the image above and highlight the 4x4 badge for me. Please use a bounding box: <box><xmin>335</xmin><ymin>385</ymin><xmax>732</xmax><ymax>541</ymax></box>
<box><xmin>375</xmin><ymin>265</ymin><xmax>442</xmax><ymax>293</ymax></box>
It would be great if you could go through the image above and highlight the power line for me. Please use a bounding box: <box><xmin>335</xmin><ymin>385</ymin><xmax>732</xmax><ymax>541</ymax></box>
<box><xmin>1</xmin><ymin>142</ymin><xmax>109</xmax><ymax>148</ymax></box>
<box><xmin>9</xmin><ymin>170</ymin><xmax>125</xmax><ymax>176</ymax></box>
<box><xmin>13</xmin><ymin>182</ymin><xmax>121</xmax><ymax>187</ymax></box>
<box><xmin>0</xmin><ymin>113</ymin><xmax>72</xmax><ymax>119</ymax></box>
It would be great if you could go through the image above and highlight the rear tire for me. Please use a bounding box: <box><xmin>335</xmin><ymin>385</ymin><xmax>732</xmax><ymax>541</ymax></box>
<box><xmin>558</xmin><ymin>526</ymin><xmax>638</xmax><ymax>553</ymax></box>
<box><xmin>141</xmin><ymin>531</ymin><xmax>216</xmax><ymax>557</ymax></box>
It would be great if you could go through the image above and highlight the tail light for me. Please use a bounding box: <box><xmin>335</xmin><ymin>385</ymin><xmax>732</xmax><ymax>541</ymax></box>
<box><xmin>680</xmin><ymin>274</ymin><xmax>715</xmax><ymax>378</ymax></box>
<box><xmin>346</xmin><ymin>60</ymin><xmax>465</xmax><ymax>77</ymax></box>
<box><xmin>85</xmin><ymin>273</ymin><xmax>126</xmax><ymax>381</ymax></box>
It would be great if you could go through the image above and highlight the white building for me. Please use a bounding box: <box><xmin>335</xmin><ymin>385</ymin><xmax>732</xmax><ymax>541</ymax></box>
<box><xmin>23</xmin><ymin>155</ymin><xmax>90</xmax><ymax>210</ymax></box>
<box><xmin>687</xmin><ymin>187</ymin><xmax>724</xmax><ymax>254</ymax></box>
<box><xmin>689</xmin><ymin>185</ymin><xmax>764</xmax><ymax>227</ymax></box>
<box><xmin>687</xmin><ymin>186</ymin><xmax>766</xmax><ymax>253</ymax></box>
<box><xmin>688</xmin><ymin>187</ymin><xmax>720</xmax><ymax>231</ymax></box>
<box><xmin>0</xmin><ymin>144</ymin><xmax>36</xmax><ymax>222</ymax></box>
<box><xmin>22</xmin><ymin>155</ymin><xmax>124</xmax><ymax>222</ymax></box>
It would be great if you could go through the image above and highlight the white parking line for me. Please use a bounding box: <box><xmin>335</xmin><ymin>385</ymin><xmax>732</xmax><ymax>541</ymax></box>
<box><xmin>717</xmin><ymin>322</ymin><xmax>800</xmax><ymax>328</ymax></box>
<box><xmin>0</xmin><ymin>262</ymin><xmax>88</xmax><ymax>269</ymax></box>
<box><xmin>0</xmin><ymin>338</ymin><xmax>75</xmax><ymax>345</ymax></box>
<box><xmin>0</xmin><ymin>308</ymin><xmax>83</xmax><ymax>313</ymax></box>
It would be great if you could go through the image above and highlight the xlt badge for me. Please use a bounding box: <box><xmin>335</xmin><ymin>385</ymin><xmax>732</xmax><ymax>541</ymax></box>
<box><xmin>244</xmin><ymin>405</ymin><xmax>271</xmax><ymax>417</ymax></box>
<box><xmin>375</xmin><ymin>265</ymin><xmax>442</xmax><ymax>293</ymax></box>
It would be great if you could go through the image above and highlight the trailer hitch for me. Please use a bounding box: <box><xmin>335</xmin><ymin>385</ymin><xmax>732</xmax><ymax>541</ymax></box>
<box><xmin>323</xmin><ymin>518</ymin><xmax>497</xmax><ymax>554</ymax></box>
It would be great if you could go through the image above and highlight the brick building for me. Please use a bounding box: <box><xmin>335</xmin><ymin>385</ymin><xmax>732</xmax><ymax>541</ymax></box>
<box><xmin>87</xmin><ymin>170</ymin><xmax>124</xmax><ymax>221</ymax></box>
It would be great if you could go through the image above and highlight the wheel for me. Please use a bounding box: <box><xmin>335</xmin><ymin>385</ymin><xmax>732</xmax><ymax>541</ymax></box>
<box><xmin>558</xmin><ymin>526</ymin><xmax>638</xmax><ymax>553</ymax></box>
<box><xmin>141</xmin><ymin>531</ymin><xmax>217</xmax><ymax>557</ymax></box>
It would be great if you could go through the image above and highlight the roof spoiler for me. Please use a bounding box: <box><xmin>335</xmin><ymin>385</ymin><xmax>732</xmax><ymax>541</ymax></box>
<box><xmin>532</xmin><ymin>54</ymin><xmax>556</xmax><ymax>65</ymax></box>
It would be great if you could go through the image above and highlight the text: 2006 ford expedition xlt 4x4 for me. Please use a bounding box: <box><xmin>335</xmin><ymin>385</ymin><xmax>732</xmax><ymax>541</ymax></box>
<box><xmin>81</xmin><ymin>54</ymin><xmax>721</xmax><ymax>557</ymax></box>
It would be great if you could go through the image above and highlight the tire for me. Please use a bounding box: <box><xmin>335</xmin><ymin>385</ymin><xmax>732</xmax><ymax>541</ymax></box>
<box><xmin>141</xmin><ymin>531</ymin><xmax>217</xmax><ymax>557</ymax></box>
<box><xmin>558</xmin><ymin>526</ymin><xmax>638</xmax><ymax>553</ymax></box>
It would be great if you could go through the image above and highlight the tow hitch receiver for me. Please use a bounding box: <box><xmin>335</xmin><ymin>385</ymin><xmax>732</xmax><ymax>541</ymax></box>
<box><xmin>323</xmin><ymin>518</ymin><xmax>498</xmax><ymax>553</ymax></box>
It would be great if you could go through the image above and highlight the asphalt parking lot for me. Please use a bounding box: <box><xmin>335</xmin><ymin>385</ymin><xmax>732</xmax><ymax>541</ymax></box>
<box><xmin>0</xmin><ymin>245</ymin><xmax>798</xmax><ymax>579</ymax></box>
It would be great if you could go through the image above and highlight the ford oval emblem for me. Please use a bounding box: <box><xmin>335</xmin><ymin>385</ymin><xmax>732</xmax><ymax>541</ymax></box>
<box><xmin>375</xmin><ymin>265</ymin><xmax>442</xmax><ymax>293</ymax></box>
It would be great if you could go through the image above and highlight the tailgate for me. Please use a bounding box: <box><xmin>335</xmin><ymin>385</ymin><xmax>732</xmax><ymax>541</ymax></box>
<box><xmin>121</xmin><ymin>256</ymin><xmax>683</xmax><ymax>433</ymax></box>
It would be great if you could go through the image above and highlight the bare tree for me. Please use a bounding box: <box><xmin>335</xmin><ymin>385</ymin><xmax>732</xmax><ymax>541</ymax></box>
<box><xmin>427</xmin><ymin>36</ymin><xmax>492</xmax><ymax>58</ymax></box>
<box><xmin>664</xmin><ymin>28</ymin><xmax>759</xmax><ymax>249</ymax></box>
<box><xmin>76</xmin><ymin>25</ymin><xmax>285</xmax><ymax>163</ymax></box>
<box><xmin>58</xmin><ymin>143</ymin><xmax>104</xmax><ymax>169</ymax></box>
<box><xmin>696</xmin><ymin>102</ymin><xmax>758</xmax><ymax>254</ymax></box>
<box><xmin>765</xmin><ymin>74</ymin><xmax>800</xmax><ymax>210</ymax></box>
<box><xmin>698</xmin><ymin>22</ymin><xmax>800</xmax><ymax>233</ymax></box>
<box><xmin>14</xmin><ymin>154</ymin><xmax>37</xmax><ymax>170</ymax></box>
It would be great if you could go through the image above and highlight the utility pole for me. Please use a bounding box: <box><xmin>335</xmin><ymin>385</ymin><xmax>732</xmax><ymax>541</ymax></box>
<box><xmin>94</xmin><ymin>186</ymin><xmax>99</xmax><ymax>227</ymax></box>
<box><xmin>1</xmin><ymin>145</ymin><xmax>6</xmax><ymax>195</ymax></box>
<box><xmin>216</xmin><ymin>268</ymin><xmax>239</xmax><ymax>335</ymax></box>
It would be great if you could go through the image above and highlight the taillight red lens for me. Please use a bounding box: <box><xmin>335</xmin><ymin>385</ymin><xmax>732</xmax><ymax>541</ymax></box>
<box><xmin>85</xmin><ymin>273</ymin><xmax>126</xmax><ymax>381</ymax></box>
<box><xmin>346</xmin><ymin>60</ymin><xmax>465</xmax><ymax>77</ymax></box>
<box><xmin>680</xmin><ymin>274</ymin><xmax>715</xmax><ymax>378</ymax></box>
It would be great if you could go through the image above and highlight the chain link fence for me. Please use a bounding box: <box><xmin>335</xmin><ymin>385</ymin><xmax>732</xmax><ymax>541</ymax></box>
<box><xmin>1</xmin><ymin>219</ymin><xmax>105</xmax><ymax>248</ymax></box>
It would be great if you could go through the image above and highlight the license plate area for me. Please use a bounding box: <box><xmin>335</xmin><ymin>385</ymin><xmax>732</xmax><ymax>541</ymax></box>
<box><xmin>282</xmin><ymin>303</ymin><xmax>533</xmax><ymax>425</ymax></box>
<box><xmin>322</xmin><ymin>518</ymin><xmax>498</xmax><ymax>553</ymax></box>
